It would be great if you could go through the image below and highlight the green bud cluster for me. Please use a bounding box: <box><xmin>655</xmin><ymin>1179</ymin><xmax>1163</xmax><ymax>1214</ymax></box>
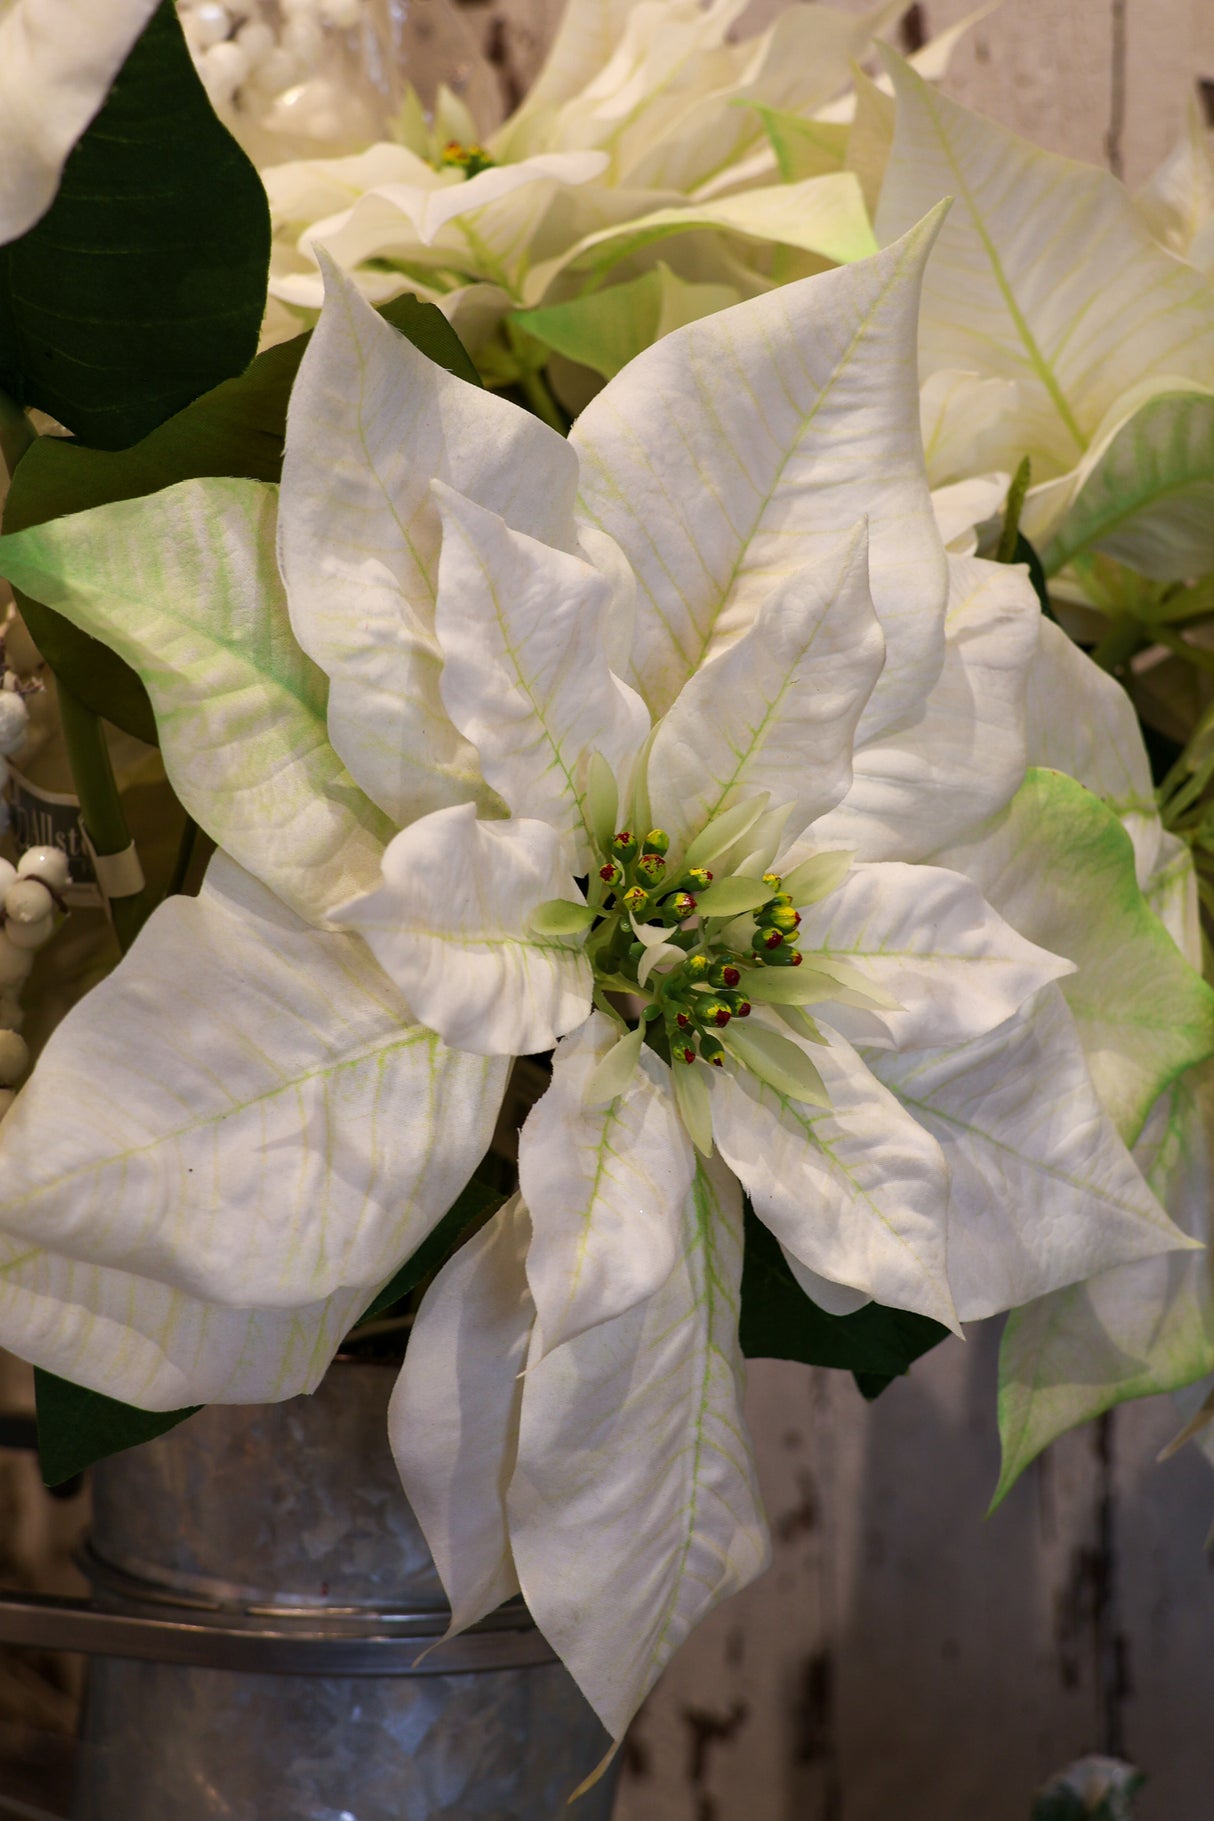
<box><xmin>586</xmin><ymin>830</ymin><xmax>822</xmax><ymax>1069</ymax></box>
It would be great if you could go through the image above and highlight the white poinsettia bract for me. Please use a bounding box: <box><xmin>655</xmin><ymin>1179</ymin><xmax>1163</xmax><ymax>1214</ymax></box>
<box><xmin>0</xmin><ymin>216</ymin><xmax>1206</xmax><ymax>1742</ymax></box>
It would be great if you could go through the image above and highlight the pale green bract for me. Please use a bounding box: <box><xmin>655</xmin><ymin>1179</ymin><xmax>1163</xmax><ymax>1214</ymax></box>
<box><xmin>0</xmin><ymin>0</ymin><xmax>161</xmax><ymax>244</ymax></box>
<box><xmin>0</xmin><ymin>222</ymin><xmax>1207</xmax><ymax>1741</ymax></box>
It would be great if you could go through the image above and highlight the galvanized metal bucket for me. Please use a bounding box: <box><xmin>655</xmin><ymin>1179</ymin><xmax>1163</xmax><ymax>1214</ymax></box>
<box><xmin>67</xmin><ymin>1360</ymin><xmax>618</xmax><ymax>1820</ymax></box>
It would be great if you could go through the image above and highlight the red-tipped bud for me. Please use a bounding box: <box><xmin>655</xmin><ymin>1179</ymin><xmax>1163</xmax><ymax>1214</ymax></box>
<box><xmin>676</xmin><ymin>1011</ymin><xmax>692</xmax><ymax>1030</ymax></box>
<box><xmin>762</xmin><ymin>872</ymin><xmax>782</xmax><ymax>890</ymax></box>
<box><xmin>644</xmin><ymin>828</ymin><xmax>671</xmax><ymax>855</ymax></box>
<box><xmin>686</xmin><ymin>867</ymin><xmax>713</xmax><ymax>890</ymax></box>
<box><xmin>680</xmin><ymin>1046</ymin><xmax>696</xmax><ymax>1065</ymax></box>
<box><xmin>612</xmin><ymin>831</ymin><xmax>638</xmax><ymax>861</ymax></box>
<box><xmin>736</xmin><ymin>1000</ymin><xmax>752</xmax><ymax>1017</ymax></box>
<box><xmin>636</xmin><ymin>852</ymin><xmax>667</xmax><ymax>886</ymax></box>
<box><xmin>622</xmin><ymin>885</ymin><xmax>650</xmax><ymax>913</ymax></box>
<box><xmin>600</xmin><ymin>862</ymin><xmax>622</xmax><ymax>885</ymax></box>
<box><xmin>752</xmin><ymin>927</ymin><xmax>785</xmax><ymax>952</ymax></box>
<box><xmin>668</xmin><ymin>891</ymin><xmax>697</xmax><ymax>919</ymax></box>
<box><xmin>685</xmin><ymin>953</ymin><xmax>711</xmax><ymax>978</ymax></box>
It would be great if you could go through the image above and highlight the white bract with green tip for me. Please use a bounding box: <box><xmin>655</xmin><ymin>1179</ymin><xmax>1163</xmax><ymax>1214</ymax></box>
<box><xmin>0</xmin><ymin>220</ymin><xmax>1206</xmax><ymax>1740</ymax></box>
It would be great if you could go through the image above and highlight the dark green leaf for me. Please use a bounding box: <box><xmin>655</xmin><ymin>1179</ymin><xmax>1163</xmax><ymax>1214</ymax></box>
<box><xmin>0</xmin><ymin>2</ymin><xmax>270</xmax><ymax>450</ymax></box>
<box><xmin>0</xmin><ymin>296</ymin><xmax>481</xmax><ymax>742</ymax></box>
<box><xmin>738</xmin><ymin>1203</ymin><xmax>948</xmax><ymax>1392</ymax></box>
<box><xmin>355</xmin><ymin>1172</ymin><xmax>505</xmax><ymax>1328</ymax></box>
<box><xmin>35</xmin><ymin>1367</ymin><xmax>197</xmax><ymax>1487</ymax></box>
<box><xmin>1012</xmin><ymin>531</ymin><xmax>1054</xmax><ymax>621</ymax></box>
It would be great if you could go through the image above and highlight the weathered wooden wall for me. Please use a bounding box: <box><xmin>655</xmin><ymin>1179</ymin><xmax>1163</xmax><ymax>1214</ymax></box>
<box><xmin>5</xmin><ymin>4</ymin><xmax>1214</xmax><ymax>1817</ymax></box>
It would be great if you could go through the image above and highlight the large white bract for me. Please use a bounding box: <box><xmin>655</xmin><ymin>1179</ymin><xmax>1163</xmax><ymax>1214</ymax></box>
<box><xmin>0</xmin><ymin>0</ymin><xmax>161</xmax><ymax>245</ymax></box>
<box><xmin>0</xmin><ymin>221</ymin><xmax>1207</xmax><ymax>1739</ymax></box>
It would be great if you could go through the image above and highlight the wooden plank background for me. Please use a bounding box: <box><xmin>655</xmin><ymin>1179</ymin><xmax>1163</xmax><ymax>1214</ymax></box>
<box><xmin>5</xmin><ymin>3</ymin><xmax>1214</xmax><ymax>1816</ymax></box>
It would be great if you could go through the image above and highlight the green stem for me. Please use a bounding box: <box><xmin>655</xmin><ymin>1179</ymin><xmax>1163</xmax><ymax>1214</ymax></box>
<box><xmin>519</xmin><ymin>363</ymin><xmax>569</xmax><ymax>435</ymax></box>
<box><xmin>995</xmin><ymin>455</ymin><xmax>1032</xmax><ymax>564</ymax></box>
<box><xmin>1151</xmin><ymin>623</ymin><xmax>1214</xmax><ymax>680</ymax></box>
<box><xmin>166</xmin><ymin>813</ymin><xmax>199</xmax><ymax>899</ymax></box>
<box><xmin>0</xmin><ymin>390</ymin><xmax>35</xmax><ymax>484</ymax></box>
<box><xmin>57</xmin><ymin>683</ymin><xmax>156</xmax><ymax>954</ymax></box>
<box><xmin>1090</xmin><ymin>617</ymin><xmax>1147</xmax><ymax>672</ymax></box>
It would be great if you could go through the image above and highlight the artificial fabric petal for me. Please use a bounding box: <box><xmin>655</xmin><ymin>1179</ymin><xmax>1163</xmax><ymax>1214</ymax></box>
<box><xmin>571</xmin><ymin>220</ymin><xmax>949</xmax><ymax>736</ymax></box>
<box><xmin>333</xmin><ymin>803</ymin><xmax>593</xmax><ymax>1058</ymax></box>
<box><xmin>0</xmin><ymin>478</ymin><xmax>392</xmax><ymax>923</ymax></box>
<box><xmin>811</xmin><ymin>552</ymin><xmax>1038</xmax><ymax>861</ymax></box>
<box><xmin>432</xmin><ymin>484</ymin><xmax>648</xmax><ymax>864</ymax></box>
<box><xmin>518</xmin><ymin>1013</ymin><xmax>695</xmax><ymax>1355</ymax></box>
<box><xmin>279</xmin><ymin>257</ymin><xmax>580</xmax><ymax>825</ymax></box>
<box><xmin>874</xmin><ymin>986</ymin><xmax>1198</xmax><ymax>1323</ymax></box>
<box><xmin>935</xmin><ymin>769</ymin><xmax>1214</xmax><ymax>1146</ymax></box>
<box><xmin>709</xmin><ymin>1023</ymin><xmax>958</xmax><ymax>1328</ymax></box>
<box><xmin>390</xmin><ymin>1194</ymin><xmax>532</xmax><ymax>1631</ymax></box>
<box><xmin>507</xmin><ymin>1154</ymin><xmax>768</xmax><ymax>1740</ymax></box>
<box><xmin>646</xmin><ymin>522</ymin><xmax>884</xmax><ymax>850</ymax></box>
<box><xmin>0</xmin><ymin>850</ymin><xmax>507</xmax><ymax>1322</ymax></box>
<box><xmin>798</xmin><ymin>859</ymin><xmax>1071</xmax><ymax>1050</ymax></box>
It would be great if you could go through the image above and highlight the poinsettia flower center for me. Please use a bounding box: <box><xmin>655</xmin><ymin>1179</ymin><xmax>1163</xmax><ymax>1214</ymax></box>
<box><xmin>586</xmin><ymin>824</ymin><xmax>812</xmax><ymax>1066</ymax></box>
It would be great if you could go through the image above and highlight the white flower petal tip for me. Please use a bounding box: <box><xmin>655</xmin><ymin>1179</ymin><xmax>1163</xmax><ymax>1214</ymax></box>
<box><xmin>332</xmin><ymin>804</ymin><xmax>593</xmax><ymax>1057</ymax></box>
<box><xmin>0</xmin><ymin>0</ymin><xmax>161</xmax><ymax>245</ymax></box>
<box><xmin>508</xmin><ymin>1156</ymin><xmax>767</xmax><ymax>1741</ymax></box>
<box><xmin>572</xmin><ymin>215</ymin><xmax>950</xmax><ymax>738</ymax></box>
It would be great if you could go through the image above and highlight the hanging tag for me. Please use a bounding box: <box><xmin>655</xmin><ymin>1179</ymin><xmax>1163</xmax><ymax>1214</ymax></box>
<box><xmin>5</xmin><ymin>763</ymin><xmax>104</xmax><ymax>909</ymax></box>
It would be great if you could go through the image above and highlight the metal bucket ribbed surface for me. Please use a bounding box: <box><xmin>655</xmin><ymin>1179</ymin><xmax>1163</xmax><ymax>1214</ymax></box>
<box><xmin>72</xmin><ymin>1361</ymin><xmax>618</xmax><ymax>1821</ymax></box>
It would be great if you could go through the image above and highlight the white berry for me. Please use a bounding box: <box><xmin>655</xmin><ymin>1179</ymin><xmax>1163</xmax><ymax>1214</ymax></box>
<box><xmin>200</xmin><ymin>38</ymin><xmax>250</xmax><ymax>103</ymax></box>
<box><xmin>191</xmin><ymin>2</ymin><xmax>232</xmax><ymax>47</ymax></box>
<box><xmin>0</xmin><ymin>1030</ymin><xmax>29</xmax><ymax>1086</ymax></box>
<box><xmin>4</xmin><ymin>878</ymin><xmax>53</xmax><ymax>925</ymax></box>
<box><xmin>17</xmin><ymin>846</ymin><xmax>69</xmax><ymax>893</ymax></box>
<box><xmin>0</xmin><ymin>690</ymin><xmax>28</xmax><ymax>755</ymax></box>
<box><xmin>0</xmin><ymin>995</ymin><xmax>25</xmax><ymax>1031</ymax></box>
<box><xmin>6</xmin><ymin>914</ymin><xmax>54</xmax><ymax>951</ymax></box>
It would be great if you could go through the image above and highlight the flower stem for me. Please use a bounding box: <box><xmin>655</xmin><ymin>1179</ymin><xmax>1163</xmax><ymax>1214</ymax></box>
<box><xmin>519</xmin><ymin>363</ymin><xmax>569</xmax><ymax>435</ymax></box>
<box><xmin>57</xmin><ymin>683</ymin><xmax>156</xmax><ymax>954</ymax></box>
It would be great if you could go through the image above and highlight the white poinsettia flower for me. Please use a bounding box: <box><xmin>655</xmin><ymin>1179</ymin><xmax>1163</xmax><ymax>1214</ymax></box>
<box><xmin>874</xmin><ymin>51</ymin><xmax>1214</xmax><ymax>588</ymax></box>
<box><xmin>0</xmin><ymin>221</ymin><xmax>1205</xmax><ymax>1742</ymax></box>
<box><xmin>0</xmin><ymin>0</ymin><xmax>161</xmax><ymax>244</ymax></box>
<box><xmin>259</xmin><ymin>0</ymin><xmax>974</xmax><ymax>388</ymax></box>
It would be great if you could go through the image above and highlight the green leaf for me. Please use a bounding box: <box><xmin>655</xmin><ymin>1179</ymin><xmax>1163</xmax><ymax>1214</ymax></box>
<box><xmin>752</xmin><ymin>103</ymin><xmax>849</xmax><ymax>182</ymax></box>
<box><xmin>355</xmin><ymin>1173</ymin><xmax>506</xmax><ymax>1327</ymax></box>
<box><xmin>1</xmin><ymin>295</ymin><xmax>480</xmax><ymax>744</ymax></box>
<box><xmin>0</xmin><ymin>2</ymin><xmax>270</xmax><ymax>450</ymax></box>
<box><xmin>531</xmin><ymin>897</ymin><xmax>597</xmax><ymax>935</ymax></box>
<box><xmin>695</xmin><ymin>875</ymin><xmax>774</xmax><ymax>917</ymax></box>
<box><xmin>738</xmin><ymin>1203</ymin><xmax>949</xmax><ymax>1390</ymax></box>
<box><xmin>516</xmin><ymin>264</ymin><xmax>739</xmax><ymax>385</ymax></box>
<box><xmin>1043</xmin><ymin>389</ymin><xmax>1214</xmax><ymax>582</ymax></box>
<box><xmin>35</xmin><ymin>1367</ymin><xmax>198</xmax><ymax>1487</ymax></box>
